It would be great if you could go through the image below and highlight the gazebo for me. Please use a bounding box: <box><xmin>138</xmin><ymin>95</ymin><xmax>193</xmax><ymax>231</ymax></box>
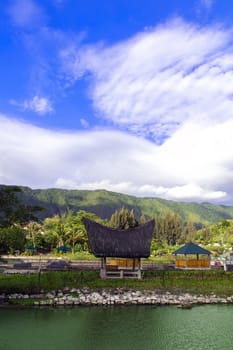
<box><xmin>173</xmin><ymin>242</ymin><xmax>211</xmax><ymax>269</ymax></box>
<box><xmin>83</xmin><ymin>218</ymin><xmax>155</xmax><ymax>279</ymax></box>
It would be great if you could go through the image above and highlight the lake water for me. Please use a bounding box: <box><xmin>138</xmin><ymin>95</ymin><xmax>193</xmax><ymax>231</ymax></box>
<box><xmin>0</xmin><ymin>305</ymin><xmax>233</xmax><ymax>350</ymax></box>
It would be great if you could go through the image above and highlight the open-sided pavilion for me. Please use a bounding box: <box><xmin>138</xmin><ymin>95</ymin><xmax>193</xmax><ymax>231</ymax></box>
<box><xmin>83</xmin><ymin>218</ymin><xmax>155</xmax><ymax>279</ymax></box>
<box><xmin>173</xmin><ymin>241</ymin><xmax>211</xmax><ymax>269</ymax></box>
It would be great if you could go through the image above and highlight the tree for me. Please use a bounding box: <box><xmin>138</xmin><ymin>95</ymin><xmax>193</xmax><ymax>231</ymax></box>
<box><xmin>197</xmin><ymin>225</ymin><xmax>212</xmax><ymax>243</ymax></box>
<box><xmin>154</xmin><ymin>211</ymin><xmax>183</xmax><ymax>247</ymax></box>
<box><xmin>65</xmin><ymin>210</ymin><xmax>104</xmax><ymax>253</ymax></box>
<box><xmin>43</xmin><ymin>214</ymin><xmax>66</xmax><ymax>248</ymax></box>
<box><xmin>139</xmin><ymin>214</ymin><xmax>146</xmax><ymax>225</ymax></box>
<box><xmin>42</xmin><ymin>210</ymin><xmax>104</xmax><ymax>253</ymax></box>
<box><xmin>25</xmin><ymin>221</ymin><xmax>42</xmax><ymax>247</ymax></box>
<box><xmin>0</xmin><ymin>226</ymin><xmax>26</xmax><ymax>254</ymax></box>
<box><xmin>0</xmin><ymin>186</ymin><xmax>43</xmax><ymax>227</ymax></box>
<box><xmin>109</xmin><ymin>208</ymin><xmax>138</xmax><ymax>229</ymax></box>
<box><xmin>65</xmin><ymin>213</ymin><xmax>86</xmax><ymax>254</ymax></box>
<box><xmin>186</xmin><ymin>220</ymin><xmax>197</xmax><ymax>242</ymax></box>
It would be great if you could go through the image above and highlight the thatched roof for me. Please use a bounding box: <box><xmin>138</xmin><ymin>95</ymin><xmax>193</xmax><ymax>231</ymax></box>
<box><xmin>83</xmin><ymin>218</ymin><xmax>155</xmax><ymax>258</ymax></box>
<box><xmin>173</xmin><ymin>242</ymin><xmax>211</xmax><ymax>255</ymax></box>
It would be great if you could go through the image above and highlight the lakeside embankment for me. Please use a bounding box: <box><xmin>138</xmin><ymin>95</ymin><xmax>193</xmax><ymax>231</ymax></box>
<box><xmin>2</xmin><ymin>287</ymin><xmax>233</xmax><ymax>308</ymax></box>
<box><xmin>1</xmin><ymin>270</ymin><xmax>233</xmax><ymax>307</ymax></box>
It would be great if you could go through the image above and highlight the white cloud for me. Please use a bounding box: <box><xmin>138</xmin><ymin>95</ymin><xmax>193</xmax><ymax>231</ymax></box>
<box><xmin>153</xmin><ymin>184</ymin><xmax>225</xmax><ymax>201</ymax></box>
<box><xmin>23</xmin><ymin>96</ymin><xmax>54</xmax><ymax>114</ymax></box>
<box><xmin>200</xmin><ymin>0</ymin><xmax>214</xmax><ymax>10</ymax></box>
<box><xmin>11</xmin><ymin>96</ymin><xmax>54</xmax><ymax>114</ymax></box>
<box><xmin>80</xmin><ymin>118</ymin><xmax>89</xmax><ymax>128</ymax></box>
<box><xmin>62</xmin><ymin>19</ymin><xmax>233</xmax><ymax>142</ymax></box>
<box><xmin>7</xmin><ymin>0</ymin><xmax>44</xmax><ymax>28</ymax></box>
<box><xmin>1</xmin><ymin>114</ymin><xmax>233</xmax><ymax>203</ymax></box>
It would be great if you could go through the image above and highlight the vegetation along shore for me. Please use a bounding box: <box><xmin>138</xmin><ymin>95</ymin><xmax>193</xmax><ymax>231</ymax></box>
<box><xmin>1</xmin><ymin>270</ymin><xmax>233</xmax><ymax>307</ymax></box>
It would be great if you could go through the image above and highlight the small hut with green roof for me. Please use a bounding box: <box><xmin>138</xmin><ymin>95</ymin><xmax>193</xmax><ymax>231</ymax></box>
<box><xmin>173</xmin><ymin>242</ymin><xmax>211</xmax><ymax>269</ymax></box>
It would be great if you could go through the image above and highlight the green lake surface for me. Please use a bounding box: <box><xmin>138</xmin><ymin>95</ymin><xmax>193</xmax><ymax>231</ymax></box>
<box><xmin>0</xmin><ymin>305</ymin><xmax>233</xmax><ymax>350</ymax></box>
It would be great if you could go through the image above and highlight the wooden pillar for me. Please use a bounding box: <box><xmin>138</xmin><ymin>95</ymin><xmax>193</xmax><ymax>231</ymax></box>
<box><xmin>100</xmin><ymin>257</ymin><xmax>107</xmax><ymax>278</ymax></box>
<box><xmin>175</xmin><ymin>254</ymin><xmax>177</xmax><ymax>267</ymax></box>
<box><xmin>133</xmin><ymin>258</ymin><xmax>135</xmax><ymax>271</ymax></box>
<box><xmin>138</xmin><ymin>258</ymin><xmax>142</xmax><ymax>279</ymax></box>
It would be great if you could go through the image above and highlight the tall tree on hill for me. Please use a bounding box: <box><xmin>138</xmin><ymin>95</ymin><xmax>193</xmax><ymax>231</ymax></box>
<box><xmin>109</xmin><ymin>208</ymin><xmax>138</xmax><ymax>229</ymax></box>
<box><xmin>178</xmin><ymin>218</ymin><xmax>197</xmax><ymax>244</ymax></box>
<box><xmin>139</xmin><ymin>214</ymin><xmax>146</xmax><ymax>225</ymax></box>
<box><xmin>154</xmin><ymin>211</ymin><xmax>183</xmax><ymax>247</ymax></box>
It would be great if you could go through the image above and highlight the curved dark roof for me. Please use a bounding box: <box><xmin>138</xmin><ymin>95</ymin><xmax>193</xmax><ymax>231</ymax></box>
<box><xmin>83</xmin><ymin>218</ymin><xmax>155</xmax><ymax>258</ymax></box>
<box><xmin>174</xmin><ymin>242</ymin><xmax>211</xmax><ymax>255</ymax></box>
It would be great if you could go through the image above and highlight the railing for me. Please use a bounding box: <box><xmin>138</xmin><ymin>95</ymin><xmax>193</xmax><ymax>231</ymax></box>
<box><xmin>0</xmin><ymin>257</ymin><xmax>176</xmax><ymax>273</ymax></box>
<box><xmin>176</xmin><ymin>259</ymin><xmax>210</xmax><ymax>268</ymax></box>
<box><xmin>107</xmin><ymin>258</ymin><xmax>139</xmax><ymax>269</ymax></box>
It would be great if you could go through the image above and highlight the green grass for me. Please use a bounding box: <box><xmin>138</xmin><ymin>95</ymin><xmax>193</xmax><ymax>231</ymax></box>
<box><xmin>145</xmin><ymin>254</ymin><xmax>175</xmax><ymax>264</ymax></box>
<box><xmin>64</xmin><ymin>252</ymin><xmax>98</xmax><ymax>260</ymax></box>
<box><xmin>8</xmin><ymin>297</ymin><xmax>50</xmax><ymax>306</ymax></box>
<box><xmin>1</xmin><ymin>270</ymin><xmax>233</xmax><ymax>297</ymax></box>
<box><xmin>144</xmin><ymin>270</ymin><xmax>233</xmax><ymax>296</ymax></box>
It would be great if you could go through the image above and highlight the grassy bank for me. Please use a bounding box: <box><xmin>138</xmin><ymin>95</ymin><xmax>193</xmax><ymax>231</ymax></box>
<box><xmin>0</xmin><ymin>270</ymin><xmax>233</xmax><ymax>297</ymax></box>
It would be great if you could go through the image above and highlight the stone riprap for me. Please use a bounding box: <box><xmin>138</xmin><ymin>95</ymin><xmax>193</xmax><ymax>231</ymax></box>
<box><xmin>1</xmin><ymin>288</ymin><xmax>233</xmax><ymax>307</ymax></box>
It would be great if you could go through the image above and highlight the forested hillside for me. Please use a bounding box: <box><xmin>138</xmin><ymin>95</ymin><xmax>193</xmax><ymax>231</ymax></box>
<box><xmin>1</xmin><ymin>185</ymin><xmax>233</xmax><ymax>255</ymax></box>
<box><xmin>9</xmin><ymin>186</ymin><xmax>233</xmax><ymax>226</ymax></box>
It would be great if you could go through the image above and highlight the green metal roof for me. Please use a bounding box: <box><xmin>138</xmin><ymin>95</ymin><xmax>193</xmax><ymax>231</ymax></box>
<box><xmin>173</xmin><ymin>242</ymin><xmax>211</xmax><ymax>255</ymax></box>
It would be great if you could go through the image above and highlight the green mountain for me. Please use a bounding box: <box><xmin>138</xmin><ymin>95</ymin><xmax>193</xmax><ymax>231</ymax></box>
<box><xmin>11</xmin><ymin>186</ymin><xmax>233</xmax><ymax>226</ymax></box>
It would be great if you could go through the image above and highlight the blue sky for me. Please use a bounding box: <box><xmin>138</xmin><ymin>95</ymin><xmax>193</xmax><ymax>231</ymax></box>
<box><xmin>1</xmin><ymin>0</ymin><xmax>233</xmax><ymax>204</ymax></box>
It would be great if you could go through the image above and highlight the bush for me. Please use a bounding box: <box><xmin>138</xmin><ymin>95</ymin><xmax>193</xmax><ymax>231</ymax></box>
<box><xmin>0</xmin><ymin>226</ymin><xmax>26</xmax><ymax>254</ymax></box>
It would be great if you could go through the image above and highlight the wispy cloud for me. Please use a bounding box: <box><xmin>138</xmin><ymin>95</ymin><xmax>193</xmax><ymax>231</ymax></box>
<box><xmin>62</xmin><ymin>18</ymin><xmax>233</xmax><ymax>142</ymax></box>
<box><xmin>7</xmin><ymin>0</ymin><xmax>45</xmax><ymax>28</ymax></box>
<box><xmin>200</xmin><ymin>0</ymin><xmax>214</xmax><ymax>11</ymax></box>
<box><xmin>10</xmin><ymin>96</ymin><xmax>53</xmax><ymax>114</ymax></box>
<box><xmin>80</xmin><ymin>118</ymin><xmax>89</xmax><ymax>128</ymax></box>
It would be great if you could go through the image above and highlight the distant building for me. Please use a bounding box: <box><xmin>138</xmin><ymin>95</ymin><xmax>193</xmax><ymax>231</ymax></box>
<box><xmin>173</xmin><ymin>241</ymin><xmax>211</xmax><ymax>269</ymax></box>
<box><xmin>83</xmin><ymin>218</ymin><xmax>155</xmax><ymax>279</ymax></box>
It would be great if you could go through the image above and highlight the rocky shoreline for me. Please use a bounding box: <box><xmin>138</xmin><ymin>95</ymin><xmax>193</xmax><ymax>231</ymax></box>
<box><xmin>1</xmin><ymin>288</ymin><xmax>233</xmax><ymax>307</ymax></box>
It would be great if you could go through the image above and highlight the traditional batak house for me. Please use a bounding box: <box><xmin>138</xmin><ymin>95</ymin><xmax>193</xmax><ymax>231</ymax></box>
<box><xmin>83</xmin><ymin>218</ymin><xmax>155</xmax><ymax>279</ymax></box>
<box><xmin>173</xmin><ymin>241</ymin><xmax>211</xmax><ymax>269</ymax></box>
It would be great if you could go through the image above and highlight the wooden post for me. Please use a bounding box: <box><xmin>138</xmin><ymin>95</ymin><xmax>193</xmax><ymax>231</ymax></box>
<box><xmin>38</xmin><ymin>253</ymin><xmax>42</xmax><ymax>290</ymax></box>
<box><xmin>138</xmin><ymin>258</ymin><xmax>142</xmax><ymax>279</ymax></box>
<box><xmin>100</xmin><ymin>257</ymin><xmax>106</xmax><ymax>278</ymax></box>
